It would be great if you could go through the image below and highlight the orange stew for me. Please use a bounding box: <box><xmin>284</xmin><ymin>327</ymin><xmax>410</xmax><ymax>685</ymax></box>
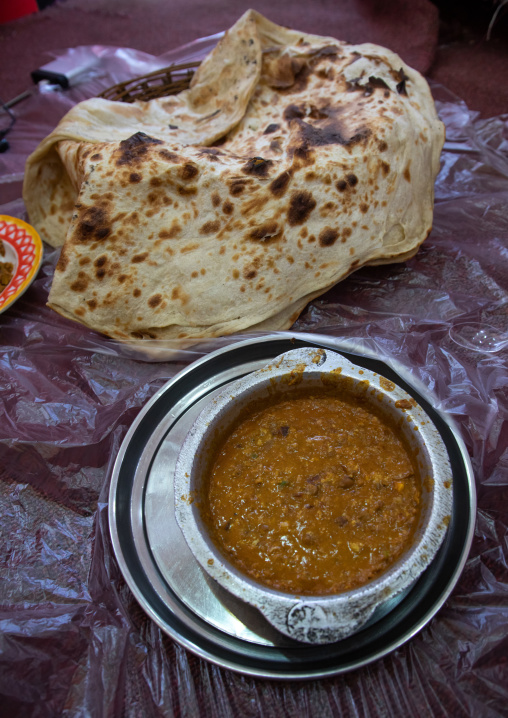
<box><xmin>206</xmin><ymin>392</ymin><xmax>421</xmax><ymax>595</ymax></box>
<box><xmin>0</xmin><ymin>240</ymin><xmax>13</xmax><ymax>292</ymax></box>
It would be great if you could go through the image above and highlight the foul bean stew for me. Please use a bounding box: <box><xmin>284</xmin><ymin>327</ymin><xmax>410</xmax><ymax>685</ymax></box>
<box><xmin>204</xmin><ymin>389</ymin><xmax>421</xmax><ymax>595</ymax></box>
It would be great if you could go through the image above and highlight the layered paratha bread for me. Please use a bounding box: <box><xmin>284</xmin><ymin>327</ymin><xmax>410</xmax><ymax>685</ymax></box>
<box><xmin>24</xmin><ymin>10</ymin><xmax>445</xmax><ymax>342</ymax></box>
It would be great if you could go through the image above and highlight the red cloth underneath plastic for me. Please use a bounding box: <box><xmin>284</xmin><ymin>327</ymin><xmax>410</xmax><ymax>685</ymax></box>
<box><xmin>0</xmin><ymin>0</ymin><xmax>38</xmax><ymax>24</ymax></box>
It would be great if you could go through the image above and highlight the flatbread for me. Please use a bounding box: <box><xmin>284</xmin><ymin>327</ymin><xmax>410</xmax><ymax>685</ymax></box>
<box><xmin>23</xmin><ymin>10</ymin><xmax>445</xmax><ymax>343</ymax></box>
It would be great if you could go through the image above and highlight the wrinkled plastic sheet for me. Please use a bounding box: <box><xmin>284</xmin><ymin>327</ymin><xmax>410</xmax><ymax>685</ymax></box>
<box><xmin>1</xmin><ymin>38</ymin><xmax>508</xmax><ymax>718</ymax></box>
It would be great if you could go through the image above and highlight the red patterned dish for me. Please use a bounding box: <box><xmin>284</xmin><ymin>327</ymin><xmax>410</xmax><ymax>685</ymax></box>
<box><xmin>0</xmin><ymin>215</ymin><xmax>43</xmax><ymax>314</ymax></box>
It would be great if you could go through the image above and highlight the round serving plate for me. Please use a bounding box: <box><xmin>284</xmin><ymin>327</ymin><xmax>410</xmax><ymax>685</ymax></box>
<box><xmin>109</xmin><ymin>333</ymin><xmax>476</xmax><ymax>680</ymax></box>
<box><xmin>0</xmin><ymin>215</ymin><xmax>43</xmax><ymax>314</ymax></box>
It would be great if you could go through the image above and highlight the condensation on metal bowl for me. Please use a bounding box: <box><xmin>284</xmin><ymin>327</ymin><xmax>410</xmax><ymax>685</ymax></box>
<box><xmin>174</xmin><ymin>347</ymin><xmax>453</xmax><ymax>645</ymax></box>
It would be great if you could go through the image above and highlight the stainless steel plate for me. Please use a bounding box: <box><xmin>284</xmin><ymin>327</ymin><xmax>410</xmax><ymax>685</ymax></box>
<box><xmin>109</xmin><ymin>333</ymin><xmax>476</xmax><ymax>679</ymax></box>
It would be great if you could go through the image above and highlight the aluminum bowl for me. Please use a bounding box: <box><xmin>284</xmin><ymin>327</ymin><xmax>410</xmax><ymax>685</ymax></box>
<box><xmin>174</xmin><ymin>347</ymin><xmax>453</xmax><ymax>645</ymax></box>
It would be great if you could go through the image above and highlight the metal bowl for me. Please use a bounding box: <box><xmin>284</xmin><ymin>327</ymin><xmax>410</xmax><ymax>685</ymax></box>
<box><xmin>174</xmin><ymin>347</ymin><xmax>453</xmax><ymax>645</ymax></box>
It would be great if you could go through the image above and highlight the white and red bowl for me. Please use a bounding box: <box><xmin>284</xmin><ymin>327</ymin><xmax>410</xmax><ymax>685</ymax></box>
<box><xmin>0</xmin><ymin>215</ymin><xmax>43</xmax><ymax>314</ymax></box>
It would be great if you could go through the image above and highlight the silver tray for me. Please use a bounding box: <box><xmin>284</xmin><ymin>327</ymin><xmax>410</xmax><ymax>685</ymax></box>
<box><xmin>108</xmin><ymin>333</ymin><xmax>476</xmax><ymax>679</ymax></box>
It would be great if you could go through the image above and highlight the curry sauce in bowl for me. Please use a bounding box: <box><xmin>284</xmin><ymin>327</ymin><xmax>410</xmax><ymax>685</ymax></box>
<box><xmin>174</xmin><ymin>347</ymin><xmax>453</xmax><ymax>644</ymax></box>
<box><xmin>205</xmin><ymin>390</ymin><xmax>421</xmax><ymax>597</ymax></box>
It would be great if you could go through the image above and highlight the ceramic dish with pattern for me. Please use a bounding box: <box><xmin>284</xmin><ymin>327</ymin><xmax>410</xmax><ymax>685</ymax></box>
<box><xmin>0</xmin><ymin>215</ymin><xmax>43</xmax><ymax>314</ymax></box>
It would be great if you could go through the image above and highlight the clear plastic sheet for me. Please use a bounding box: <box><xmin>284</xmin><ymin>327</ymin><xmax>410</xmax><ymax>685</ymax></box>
<box><xmin>1</xmin><ymin>39</ymin><xmax>508</xmax><ymax>718</ymax></box>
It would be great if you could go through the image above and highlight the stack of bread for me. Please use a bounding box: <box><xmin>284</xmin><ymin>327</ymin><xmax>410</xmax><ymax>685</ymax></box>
<box><xmin>23</xmin><ymin>10</ymin><xmax>444</xmax><ymax>343</ymax></box>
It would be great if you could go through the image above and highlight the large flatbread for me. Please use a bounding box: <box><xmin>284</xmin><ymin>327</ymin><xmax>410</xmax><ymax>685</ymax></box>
<box><xmin>24</xmin><ymin>10</ymin><xmax>445</xmax><ymax>342</ymax></box>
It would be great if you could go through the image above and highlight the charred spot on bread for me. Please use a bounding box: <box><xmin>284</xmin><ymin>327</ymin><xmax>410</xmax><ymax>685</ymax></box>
<box><xmin>319</xmin><ymin>227</ymin><xmax>339</xmax><ymax>246</ymax></box>
<box><xmin>200</xmin><ymin>220</ymin><xmax>221</xmax><ymax>235</ymax></box>
<box><xmin>115</xmin><ymin>132</ymin><xmax>162</xmax><ymax>166</ymax></box>
<box><xmin>148</xmin><ymin>294</ymin><xmax>162</xmax><ymax>307</ymax></box>
<box><xmin>242</xmin><ymin>157</ymin><xmax>274</xmax><ymax>176</ymax></box>
<box><xmin>179</xmin><ymin>163</ymin><xmax>199</xmax><ymax>181</ymax></box>
<box><xmin>75</xmin><ymin>207</ymin><xmax>112</xmax><ymax>243</ymax></box>
<box><xmin>269</xmin><ymin>171</ymin><xmax>292</xmax><ymax>198</ymax></box>
<box><xmin>287</xmin><ymin>190</ymin><xmax>317</xmax><ymax>225</ymax></box>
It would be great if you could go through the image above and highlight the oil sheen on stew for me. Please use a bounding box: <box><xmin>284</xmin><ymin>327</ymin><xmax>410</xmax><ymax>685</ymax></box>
<box><xmin>206</xmin><ymin>392</ymin><xmax>421</xmax><ymax>595</ymax></box>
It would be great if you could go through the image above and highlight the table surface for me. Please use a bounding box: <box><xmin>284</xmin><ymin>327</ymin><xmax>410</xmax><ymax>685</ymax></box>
<box><xmin>1</xmin><ymin>4</ymin><xmax>508</xmax><ymax>717</ymax></box>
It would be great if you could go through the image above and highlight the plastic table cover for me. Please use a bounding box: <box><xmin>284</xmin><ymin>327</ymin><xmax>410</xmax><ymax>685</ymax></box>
<box><xmin>0</xmin><ymin>37</ymin><xmax>508</xmax><ymax>718</ymax></box>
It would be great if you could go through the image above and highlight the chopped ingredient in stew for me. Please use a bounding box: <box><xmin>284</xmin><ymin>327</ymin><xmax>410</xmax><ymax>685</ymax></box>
<box><xmin>0</xmin><ymin>239</ymin><xmax>13</xmax><ymax>292</ymax></box>
<box><xmin>206</xmin><ymin>392</ymin><xmax>421</xmax><ymax>595</ymax></box>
